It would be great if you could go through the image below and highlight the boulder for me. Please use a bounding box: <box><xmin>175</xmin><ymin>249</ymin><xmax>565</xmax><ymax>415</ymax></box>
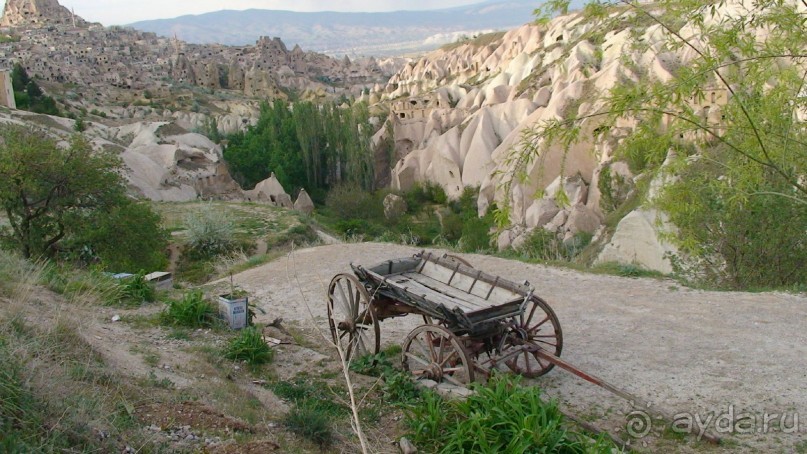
<box><xmin>246</xmin><ymin>173</ymin><xmax>290</xmax><ymax>205</ymax></box>
<box><xmin>596</xmin><ymin>209</ymin><xmax>677</xmax><ymax>273</ymax></box>
<box><xmin>566</xmin><ymin>204</ymin><xmax>601</xmax><ymax>235</ymax></box>
<box><xmin>544</xmin><ymin>210</ymin><xmax>568</xmax><ymax>232</ymax></box>
<box><xmin>276</xmin><ymin>193</ymin><xmax>293</xmax><ymax>209</ymax></box>
<box><xmin>383</xmin><ymin>194</ymin><xmax>408</xmax><ymax>220</ymax></box>
<box><xmin>294</xmin><ymin>189</ymin><xmax>315</xmax><ymax>214</ymax></box>
<box><xmin>545</xmin><ymin>174</ymin><xmax>588</xmax><ymax>206</ymax></box>
<box><xmin>525</xmin><ymin>199</ymin><xmax>560</xmax><ymax>228</ymax></box>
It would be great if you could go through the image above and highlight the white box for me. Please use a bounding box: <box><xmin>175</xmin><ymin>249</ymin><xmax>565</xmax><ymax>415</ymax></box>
<box><xmin>218</xmin><ymin>295</ymin><xmax>248</xmax><ymax>330</ymax></box>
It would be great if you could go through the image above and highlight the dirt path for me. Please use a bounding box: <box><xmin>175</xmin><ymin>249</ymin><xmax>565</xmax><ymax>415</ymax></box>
<box><xmin>229</xmin><ymin>242</ymin><xmax>807</xmax><ymax>452</ymax></box>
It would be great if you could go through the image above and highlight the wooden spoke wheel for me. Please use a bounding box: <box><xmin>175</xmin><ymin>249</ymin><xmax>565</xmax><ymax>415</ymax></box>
<box><xmin>327</xmin><ymin>273</ymin><xmax>379</xmax><ymax>361</ymax></box>
<box><xmin>402</xmin><ymin>324</ymin><xmax>474</xmax><ymax>386</ymax></box>
<box><xmin>442</xmin><ymin>253</ymin><xmax>473</xmax><ymax>268</ymax></box>
<box><xmin>498</xmin><ymin>295</ymin><xmax>563</xmax><ymax>378</ymax></box>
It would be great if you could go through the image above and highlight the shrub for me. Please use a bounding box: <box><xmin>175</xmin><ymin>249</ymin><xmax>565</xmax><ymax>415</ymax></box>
<box><xmin>161</xmin><ymin>291</ymin><xmax>216</xmax><ymax>328</ymax></box>
<box><xmin>283</xmin><ymin>404</ymin><xmax>333</xmax><ymax>447</ymax></box>
<box><xmin>224</xmin><ymin>327</ymin><xmax>273</xmax><ymax>366</ymax></box>
<box><xmin>119</xmin><ymin>271</ymin><xmax>155</xmax><ymax>304</ymax></box>
<box><xmin>659</xmin><ymin>151</ymin><xmax>807</xmax><ymax>289</ymax></box>
<box><xmin>403</xmin><ymin>181</ymin><xmax>447</xmax><ymax>211</ymax></box>
<box><xmin>324</xmin><ymin>183</ymin><xmax>383</xmax><ymax>221</ymax></box>
<box><xmin>67</xmin><ymin>200</ymin><xmax>169</xmax><ymax>272</ymax></box>
<box><xmin>184</xmin><ymin>206</ymin><xmax>235</xmax><ymax>258</ymax></box>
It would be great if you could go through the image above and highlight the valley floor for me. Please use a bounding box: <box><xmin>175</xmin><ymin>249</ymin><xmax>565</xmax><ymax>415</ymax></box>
<box><xmin>4</xmin><ymin>243</ymin><xmax>805</xmax><ymax>452</ymax></box>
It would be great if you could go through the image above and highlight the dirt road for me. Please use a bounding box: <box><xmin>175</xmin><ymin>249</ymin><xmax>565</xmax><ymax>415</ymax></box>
<box><xmin>230</xmin><ymin>242</ymin><xmax>807</xmax><ymax>452</ymax></box>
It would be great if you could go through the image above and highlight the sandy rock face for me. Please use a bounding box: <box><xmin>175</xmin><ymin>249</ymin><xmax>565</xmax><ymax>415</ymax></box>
<box><xmin>0</xmin><ymin>0</ymin><xmax>87</xmax><ymax>27</ymax></box>
<box><xmin>119</xmin><ymin>123</ymin><xmax>244</xmax><ymax>202</ymax></box>
<box><xmin>245</xmin><ymin>173</ymin><xmax>291</xmax><ymax>207</ymax></box>
<box><xmin>596</xmin><ymin>209</ymin><xmax>677</xmax><ymax>273</ymax></box>
<box><xmin>293</xmin><ymin>189</ymin><xmax>315</xmax><ymax>215</ymax></box>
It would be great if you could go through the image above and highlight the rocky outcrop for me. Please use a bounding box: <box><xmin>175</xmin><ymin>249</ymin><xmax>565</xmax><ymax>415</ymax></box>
<box><xmin>374</xmin><ymin>4</ymin><xmax>746</xmax><ymax>266</ymax></box>
<box><xmin>383</xmin><ymin>194</ymin><xmax>408</xmax><ymax>220</ymax></box>
<box><xmin>118</xmin><ymin>124</ymin><xmax>244</xmax><ymax>202</ymax></box>
<box><xmin>245</xmin><ymin>173</ymin><xmax>292</xmax><ymax>207</ymax></box>
<box><xmin>293</xmin><ymin>189</ymin><xmax>315</xmax><ymax>215</ymax></box>
<box><xmin>595</xmin><ymin>210</ymin><xmax>677</xmax><ymax>273</ymax></box>
<box><xmin>0</xmin><ymin>0</ymin><xmax>87</xmax><ymax>27</ymax></box>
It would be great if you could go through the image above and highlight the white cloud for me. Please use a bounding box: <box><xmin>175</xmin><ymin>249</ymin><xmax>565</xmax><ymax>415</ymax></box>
<box><xmin>1</xmin><ymin>0</ymin><xmax>487</xmax><ymax>25</ymax></box>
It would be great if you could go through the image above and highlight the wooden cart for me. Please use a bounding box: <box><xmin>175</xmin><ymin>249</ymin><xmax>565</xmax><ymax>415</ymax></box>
<box><xmin>326</xmin><ymin>251</ymin><xmax>563</xmax><ymax>385</ymax></box>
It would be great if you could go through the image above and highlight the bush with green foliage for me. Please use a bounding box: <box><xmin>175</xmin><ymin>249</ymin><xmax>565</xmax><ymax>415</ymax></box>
<box><xmin>527</xmin><ymin>0</ymin><xmax>807</xmax><ymax>290</ymax></box>
<box><xmin>324</xmin><ymin>183</ymin><xmax>384</xmax><ymax>221</ymax></box>
<box><xmin>406</xmin><ymin>375</ymin><xmax>612</xmax><ymax>453</ymax></box>
<box><xmin>224</xmin><ymin>327</ymin><xmax>273</xmax><ymax>366</ymax></box>
<box><xmin>283</xmin><ymin>404</ymin><xmax>333</xmax><ymax>447</ymax></box>
<box><xmin>0</xmin><ymin>125</ymin><xmax>167</xmax><ymax>272</ymax></box>
<box><xmin>403</xmin><ymin>181</ymin><xmax>448</xmax><ymax>211</ymax></box>
<box><xmin>66</xmin><ymin>200</ymin><xmax>169</xmax><ymax>272</ymax></box>
<box><xmin>184</xmin><ymin>207</ymin><xmax>235</xmax><ymax>258</ymax></box>
<box><xmin>119</xmin><ymin>271</ymin><xmax>156</xmax><ymax>304</ymax></box>
<box><xmin>161</xmin><ymin>291</ymin><xmax>217</xmax><ymax>328</ymax></box>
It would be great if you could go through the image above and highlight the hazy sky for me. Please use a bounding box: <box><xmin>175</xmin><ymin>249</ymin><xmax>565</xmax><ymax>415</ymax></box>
<box><xmin>1</xmin><ymin>1</ymin><xmax>493</xmax><ymax>25</ymax></box>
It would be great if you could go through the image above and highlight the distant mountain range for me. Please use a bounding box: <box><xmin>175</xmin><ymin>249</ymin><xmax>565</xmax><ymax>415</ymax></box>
<box><xmin>128</xmin><ymin>1</ymin><xmax>540</xmax><ymax>57</ymax></box>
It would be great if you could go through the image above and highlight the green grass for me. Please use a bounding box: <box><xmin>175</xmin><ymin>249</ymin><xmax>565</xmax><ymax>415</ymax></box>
<box><xmin>283</xmin><ymin>404</ymin><xmax>333</xmax><ymax>447</ymax></box>
<box><xmin>160</xmin><ymin>290</ymin><xmax>218</xmax><ymax>328</ymax></box>
<box><xmin>155</xmin><ymin>201</ymin><xmax>318</xmax><ymax>284</ymax></box>
<box><xmin>224</xmin><ymin>327</ymin><xmax>274</xmax><ymax>366</ymax></box>
<box><xmin>268</xmin><ymin>378</ymin><xmax>350</xmax><ymax>419</ymax></box>
<box><xmin>405</xmin><ymin>375</ymin><xmax>614</xmax><ymax>453</ymax></box>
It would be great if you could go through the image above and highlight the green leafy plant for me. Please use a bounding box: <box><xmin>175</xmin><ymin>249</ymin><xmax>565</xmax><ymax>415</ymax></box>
<box><xmin>523</xmin><ymin>0</ymin><xmax>807</xmax><ymax>290</ymax></box>
<box><xmin>224</xmin><ymin>327</ymin><xmax>273</xmax><ymax>366</ymax></box>
<box><xmin>283</xmin><ymin>403</ymin><xmax>333</xmax><ymax>447</ymax></box>
<box><xmin>160</xmin><ymin>291</ymin><xmax>216</xmax><ymax>328</ymax></box>
<box><xmin>119</xmin><ymin>271</ymin><xmax>155</xmax><ymax>304</ymax></box>
<box><xmin>406</xmin><ymin>375</ymin><xmax>612</xmax><ymax>453</ymax></box>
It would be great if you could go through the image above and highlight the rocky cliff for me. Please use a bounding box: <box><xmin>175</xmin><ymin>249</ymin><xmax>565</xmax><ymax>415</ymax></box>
<box><xmin>372</xmin><ymin>4</ymin><xmax>768</xmax><ymax>272</ymax></box>
<box><xmin>0</xmin><ymin>0</ymin><xmax>87</xmax><ymax>27</ymax></box>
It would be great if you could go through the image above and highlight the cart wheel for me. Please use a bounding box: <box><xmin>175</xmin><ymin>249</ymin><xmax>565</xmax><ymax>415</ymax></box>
<box><xmin>327</xmin><ymin>274</ymin><xmax>380</xmax><ymax>362</ymax></box>
<box><xmin>442</xmin><ymin>253</ymin><xmax>472</xmax><ymax>268</ymax></box>
<box><xmin>499</xmin><ymin>295</ymin><xmax>563</xmax><ymax>378</ymax></box>
<box><xmin>402</xmin><ymin>324</ymin><xmax>474</xmax><ymax>386</ymax></box>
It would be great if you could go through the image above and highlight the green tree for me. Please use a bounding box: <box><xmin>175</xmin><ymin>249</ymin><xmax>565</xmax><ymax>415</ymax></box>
<box><xmin>0</xmin><ymin>125</ymin><xmax>167</xmax><ymax>270</ymax></box>
<box><xmin>11</xmin><ymin>63</ymin><xmax>29</xmax><ymax>92</ymax></box>
<box><xmin>521</xmin><ymin>0</ymin><xmax>807</xmax><ymax>288</ymax></box>
<box><xmin>67</xmin><ymin>200</ymin><xmax>169</xmax><ymax>272</ymax></box>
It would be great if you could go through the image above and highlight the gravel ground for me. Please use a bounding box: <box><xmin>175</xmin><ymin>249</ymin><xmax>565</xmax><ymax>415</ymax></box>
<box><xmin>231</xmin><ymin>242</ymin><xmax>807</xmax><ymax>452</ymax></box>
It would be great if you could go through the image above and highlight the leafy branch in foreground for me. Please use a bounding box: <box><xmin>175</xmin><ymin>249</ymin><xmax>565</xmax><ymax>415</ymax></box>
<box><xmin>514</xmin><ymin>0</ymin><xmax>807</xmax><ymax>288</ymax></box>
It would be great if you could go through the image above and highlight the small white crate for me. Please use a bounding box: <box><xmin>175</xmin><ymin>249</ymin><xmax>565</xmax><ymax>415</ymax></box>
<box><xmin>218</xmin><ymin>295</ymin><xmax>248</xmax><ymax>330</ymax></box>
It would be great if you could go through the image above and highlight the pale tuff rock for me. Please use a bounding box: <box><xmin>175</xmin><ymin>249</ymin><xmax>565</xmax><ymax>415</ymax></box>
<box><xmin>293</xmin><ymin>189</ymin><xmax>315</xmax><ymax>215</ymax></box>
<box><xmin>525</xmin><ymin>199</ymin><xmax>560</xmax><ymax>229</ymax></box>
<box><xmin>380</xmin><ymin>3</ymin><xmax>718</xmax><ymax>263</ymax></box>
<box><xmin>245</xmin><ymin>173</ymin><xmax>292</xmax><ymax>207</ymax></box>
<box><xmin>595</xmin><ymin>209</ymin><xmax>676</xmax><ymax>274</ymax></box>
<box><xmin>0</xmin><ymin>0</ymin><xmax>87</xmax><ymax>27</ymax></box>
<box><xmin>120</xmin><ymin>126</ymin><xmax>243</xmax><ymax>202</ymax></box>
